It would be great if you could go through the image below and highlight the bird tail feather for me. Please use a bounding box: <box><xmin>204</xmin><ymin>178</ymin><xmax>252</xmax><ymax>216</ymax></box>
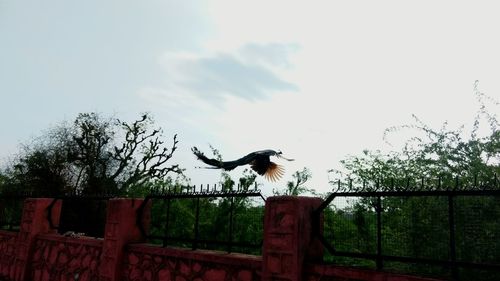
<box><xmin>191</xmin><ymin>147</ymin><xmax>224</xmax><ymax>169</ymax></box>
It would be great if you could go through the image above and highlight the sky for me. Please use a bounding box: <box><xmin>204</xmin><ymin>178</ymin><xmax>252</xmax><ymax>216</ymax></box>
<box><xmin>1</xmin><ymin>0</ymin><xmax>499</xmax><ymax>195</ymax></box>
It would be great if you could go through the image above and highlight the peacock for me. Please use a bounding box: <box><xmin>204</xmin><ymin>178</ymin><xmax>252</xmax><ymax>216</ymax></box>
<box><xmin>191</xmin><ymin>147</ymin><xmax>294</xmax><ymax>182</ymax></box>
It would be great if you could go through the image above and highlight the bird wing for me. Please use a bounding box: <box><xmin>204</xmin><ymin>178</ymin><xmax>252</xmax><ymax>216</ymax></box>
<box><xmin>249</xmin><ymin>154</ymin><xmax>285</xmax><ymax>182</ymax></box>
<box><xmin>263</xmin><ymin>162</ymin><xmax>285</xmax><ymax>182</ymax></box>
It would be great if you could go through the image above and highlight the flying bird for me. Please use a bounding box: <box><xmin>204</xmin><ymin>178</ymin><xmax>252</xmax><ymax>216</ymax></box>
<box><xmin>191</xmin><ymin>147</ymin><xmax>294</xmax><ymax>182</ymax></box>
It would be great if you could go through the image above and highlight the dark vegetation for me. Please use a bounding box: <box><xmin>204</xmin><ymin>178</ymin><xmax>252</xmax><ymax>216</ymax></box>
<box><xmin>1</xmin><ymin>82</ymin><xmax>498</xmax><ymax>279</ymax></box>
<box><xmin>322</xmin><ymin>82</ymin><xmax>499</xmax><ymax>280</ymax></box>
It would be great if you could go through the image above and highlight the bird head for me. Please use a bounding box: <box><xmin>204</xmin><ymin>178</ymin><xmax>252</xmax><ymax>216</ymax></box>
<box><xmin>276</xmin><ymin>150</ymin><xmax>294</xmax><ymax>161</ymax></box>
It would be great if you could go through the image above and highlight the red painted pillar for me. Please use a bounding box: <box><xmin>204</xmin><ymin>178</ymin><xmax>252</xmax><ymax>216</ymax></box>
<box><xmin>262</xmin><ymin>196</ymin><xmax>323</xmax><ymax>281</ymax></box>
<box><xmin>99</xmin><ymin>198</ymin><xmax>151</xmax><ymax>281</ymax></box>
<box><xmin>12</xmin><ymin>198</ymin><xmax>62</xmax><ymax>281</ymax></box>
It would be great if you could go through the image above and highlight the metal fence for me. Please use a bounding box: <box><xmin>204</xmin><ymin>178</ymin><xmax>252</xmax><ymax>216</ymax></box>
<box><xmin>136</xmin><ymin>183</ymin><xmax>266</xmax><ymax>254</ymax></box>
<box><xmin>0</xmin><ymin>193</ymin><xmax>27</xmax><ymax>231</ymax></box>
<box><xmin>46</xmin><ymin>194</ymin><xmax>117</xmax><ymax>237</ymax></box>
<box><xmin>313</xmin><ymin>176</ymin><xmax>500</xmax><ymax>281</ymax></box>
<box><xmin>0</xmin><ymin>191</ymin><xmax>117</xmax><ymax>237</ymax></box>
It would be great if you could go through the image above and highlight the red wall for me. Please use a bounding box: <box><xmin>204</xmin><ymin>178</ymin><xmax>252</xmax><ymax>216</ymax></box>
<box><xmin>0</xmin><ymin>197</ymin><xmax>445</xmax><ymax>281</ymax></box>
<box><xmin>0</xmin><ymin>230</ymin><xmax>17</xmax><ymax>279</ymax></box>
<box><xmin>30</xmin><ymin>234</ymin><xmax>103</xmax><ymax>281</ymax></box>
<box><xmin>122</xmin><ymin>244</ymin><xmax>261</xmax><ymax>281</ymax></box>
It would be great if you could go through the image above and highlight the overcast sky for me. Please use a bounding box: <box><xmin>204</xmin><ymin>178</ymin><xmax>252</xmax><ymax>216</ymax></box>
<box><xmin>1</xmin><ymin>1</ymin><xmax>499</xmax><ymax>194</ymax></box>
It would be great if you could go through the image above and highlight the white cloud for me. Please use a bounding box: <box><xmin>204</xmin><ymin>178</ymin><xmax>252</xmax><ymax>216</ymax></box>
<box><xmin>238</xmin><ymin>43</ymin><xmax>300</xmax><ymax>68</ymax></box>
<box><xmin>143</xmin><ymin>44</ymin><xmax>298</xmax><ymax>107</ymax></box>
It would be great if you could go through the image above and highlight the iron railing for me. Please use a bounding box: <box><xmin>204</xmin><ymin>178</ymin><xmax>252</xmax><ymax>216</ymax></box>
<box><xmin>0</xmin><ymin>191</ymin><xmax>118</xmax><ymax>236</ymax></box>
<box><xmin>313</xmin><ymin>176</ymin><xmax>500</xmax><ymax>280</ymax></box>
<box><xmin>136</xmin><ymin>183</ymin><xmax>266</xmax><ymax>254</ymax></box>
<box><xmin>0</xmin><ymin>193</ymin><xmax>28</xmax><ymax>231</ymax></box>
<box><xmin>46</xmin><ymin>194</ymin><xmax>118</xmax><ymax>237</ymax></box>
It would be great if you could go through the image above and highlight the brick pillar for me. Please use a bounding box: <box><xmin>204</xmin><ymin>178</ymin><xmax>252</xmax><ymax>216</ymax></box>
<box><xmin>12</xmin><ymin>198</ymin><xmax>62</xmax><ymax>281</ymax></box>
<box><xmin>262</xmin><ymin>196</ymin><xmax>323</xmax><ymax>281</ymax></box>
<box><xmin>99</xmin><ymin>199</ymin><xmax>151</xmax><ymax>281</ymax></box>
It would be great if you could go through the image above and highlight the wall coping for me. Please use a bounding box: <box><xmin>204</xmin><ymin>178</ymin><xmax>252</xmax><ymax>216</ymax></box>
<box><xmin>36</xmin><ymin>233</ymin><xmax>104</xmax><ymax>248</ymax></box>
<box><xmin>126</xmin><ymin>243</ymin><xmax>262</xmax><ymax>269</ymax></box>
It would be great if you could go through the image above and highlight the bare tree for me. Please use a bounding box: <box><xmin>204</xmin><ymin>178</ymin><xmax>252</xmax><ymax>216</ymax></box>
<box><xmin>5</xmin><ymin>112</ymin><xmax>182</xmax><ymax>195</ymax></box>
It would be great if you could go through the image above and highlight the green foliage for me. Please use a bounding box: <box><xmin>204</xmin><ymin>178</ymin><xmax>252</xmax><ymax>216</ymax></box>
<box><xmin>146</xmin><ymin>147</ymin><xmax>265</xmax><ymax>254</ymax></box>
<box><xmin>330</xmin><ymin>81</ymin><xmax>499</xmax><ymax>189</ymax></box>
<box><xmin>0</xmin><ymin>112</ymin><xmax>183</xmax><ymax>237</ymax></box>
<box><xmin>325</xmin><ymin>83</ymin><xmax>499</xmax><ymax>280</ymax></box>
<box><xmin>1</xmin><ymin>112</ymin><xmax>182</xmax><ymax>196</ymax></box>
<box><xmin>273</xmin><ymin>167</ymin><xmax>316</xmax><ymax>196</ymax></box>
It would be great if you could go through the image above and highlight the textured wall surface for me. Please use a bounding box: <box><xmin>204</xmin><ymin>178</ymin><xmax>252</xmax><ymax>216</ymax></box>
<box><xmin>122</xmin><ymin>244</ymin><xmax>262</xmax><ymax>281</ymax></box>
<box><xmin>0</xmin><ymin>230</ymin><xmax>17</xmax><ymax>280</ymax></box>
<box><xmin>262</xmin><ymin>196</ymin><xmax>323</xmax><ymax>281</ymax></box>
<box><xmin>30</xmin><ymin>234</ymin><xmax>103</xmax><ymax>281</ymax></box>
<box><xmin>12</xmin><ymin>198</ymin><xmax>62</xmax><ymax>281</ymax></box>
<box><xmin>0</xmin><ymin>197</ymin><xmax>447</xmax><ymax>281</ymax></box>
<box><xmin>99</xmin><ymin>199</ymin><xmax>150</xmax><ymax>281</ymax></box>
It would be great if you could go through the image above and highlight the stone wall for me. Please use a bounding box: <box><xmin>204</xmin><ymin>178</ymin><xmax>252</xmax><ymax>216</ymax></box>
<box><xmin>122</xmin><ymin>244</ymin><xmax>261</xmax><ymax>281</ymax></box>
<box><xmin>0</xmin><ymin>230</ymin><xmax>17</xmax><ymax>280</ymax></box>
<box><xmin>0</xmin><ymin>197</ymin><xmax>445</xmax><ymax>281</ymax></box>
<box><xmin>30</xmin><ymin>234</ymin><xmax>103</xmax><ymax>281</ymax></box>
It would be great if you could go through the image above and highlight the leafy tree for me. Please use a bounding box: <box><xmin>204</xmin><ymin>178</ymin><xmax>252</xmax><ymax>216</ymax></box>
<box><xmin>146</xmin><ymin>146</ymin><xmax>265</xmax><ymax>254</ymax></box>
<box><xmin>200</xmin><ymin>146</ymin><xmax>263</xmax><ymax>252</ymax></box>
<box><xmin>2</xmin><ymin>112</ymin><xmax>182</xmax><ymax>195</ymax></box>
<box><xmin>329</xmin><ymin>81</ymin><xmax>499</xmax><ymax>189</ymax></box>
<box><xmin>273</xmin><ymin>167</ymin><xmax>316</xmax><ymax>196</ymax></box>
<box><xmin>325</xmin><ymin>82</ymin><xmax>499</xmax><ymax>280</ymax></box>
<box><xmin>0</xmin><ymin>112</ymin><xmax>183</xmax><ymax>237</ymax></box>
<box><xmin>0</xmin><ymin>172</ymin><xmax>8</xmax><ymax>192</ymax></box>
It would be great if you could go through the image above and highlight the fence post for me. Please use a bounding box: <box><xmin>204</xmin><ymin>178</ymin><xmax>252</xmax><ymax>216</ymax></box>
<box><xmin>376</xmin><ymin>196</ymin><xmax>383</xmax><ymax>270</ymax></box>
<box><xmin>262</xmin><ymin>196</ymin><xmax>323</xmax><ymax>281</ymax></box>
<box><xmin>12</xmin><ymin>198</ymin><xmax>62</xmax><ymax>281</ymax></box>
<box><xmin>448</xmin><ymin>195</ymin><xmax>458</xmax><ymax>280</ymax></box>
<box><xmin>98</xmin><ymin>198</ymin><xmax>151</xmax><ymax>281</ymax></box>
